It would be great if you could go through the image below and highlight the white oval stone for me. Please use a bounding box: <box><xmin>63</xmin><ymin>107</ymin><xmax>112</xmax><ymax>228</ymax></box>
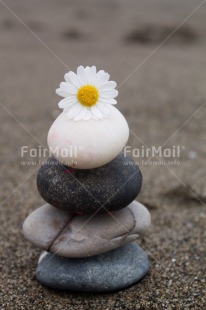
<box><xmin>47</xmin><ymin>105</ymin><xmax>129</xmax><ymax>169</ymax></box>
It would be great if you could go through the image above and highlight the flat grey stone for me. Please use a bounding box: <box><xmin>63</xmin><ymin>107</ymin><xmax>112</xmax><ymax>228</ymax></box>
<box><xmin>23</xmin><ymin>201</ymin><xmax>150</xmax><ymax>257</ymax></box>
<box><xmin>36</xmin><ymin>154</ymin><xmax>142</xmax><ymax>214</ymax></box>
<box><xmin>36</xmin><ymin>243</ymin><xmax>149</xmax><ymax>293</ymax></box>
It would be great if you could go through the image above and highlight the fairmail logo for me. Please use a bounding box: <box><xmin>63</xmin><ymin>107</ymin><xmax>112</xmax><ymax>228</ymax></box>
<box><xmin>124</xmin><ymin>145</ymin><xmax>184</xmax><ymax>159</ymax></box>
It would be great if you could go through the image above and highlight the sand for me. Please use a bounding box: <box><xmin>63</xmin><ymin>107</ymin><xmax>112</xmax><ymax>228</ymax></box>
<box><xmin>0</xmin><ymin>0</ymin><xmax>205</xmax><ymax>309</ymax></box>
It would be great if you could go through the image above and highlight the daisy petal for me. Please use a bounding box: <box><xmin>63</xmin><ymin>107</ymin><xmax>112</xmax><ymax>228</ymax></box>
<box><xmin>85</xmin><ymin>66</ymin><xmax>90</xmax><ymax>77</ymax></box>
<box><xmin>85</xmin><ymin>67</ymin><xmax>93</xmax><ymax>84</ymax></box>
<box><xmin>60</xmin><ymin>82</ymin><xmax>77</xmax><ymax>94</ymax></box>
<box><xmin>73</xmin><ymin>107</ymin><xmax>87</xmax><ymax>121</ymax></box>
<box><xmin>66</xmin><ymin>104</ymin><xmax>82</xmax><ymax>119</ymax></box>
<box><xmin>91</xmin><ymin>114</ymin><xmax>98</xmax><ymax>120</ymax></box>
<box><xmin>96</xmin><ymin>102</ymin><xmax>110</xmax><ymax>114</ymax></box>
<box><xmin>56</xmin><ymin>88</ymin><xmax>69</xmax><ymax>97</ymax></box>
<box><xmin>96</xmin><ymin>70</ymin><xmax>107</xmax><ymax>79</ymax></box>
<box><xmin>77</xmin><ymin>65</ymin><xmax>87</xmax><ymax>84</ymax></box>
<box><xmin>64</xmin><ymin>71</ymin><xmax>81</xmax><ymax>88</ymax></box>
<box><xmin>100</xmin><ymin>89</ymin><xmax>118</xmax><ymax>98</ymax></box>
<box><xmin>88</xmin><ymin>66</ymin><xmax>97</xmax><ymax>84</ymax></box>
<box><xmin>58</xmin><ymin>97</ymin><xmax>77</xmax><ymax>109</ymax></box>
<box><xmin>83</xmin><ymin>109</ymin><xmax>92</xmax><ymax>120</ymax></box>
<box><xmin>99</xmin><ymin>81</ymin><xmax>117</xmax><ymax>91</ymax></box>
<box><xmin>91</xmin><ymin>66</ymin><xmax>97</xmax><ymax>74</ymax></box>
<box><xmin>91</xmin><ymin>105</ymin><xmax>103</xmax><ymax>119</ymax></box>
<box><xmin>96</xmin><ymin>70</ymin><xmax>110</xmax><ymax>86</ymax></box>
<box><xmin>99</xmin><ymin>98</ymin><xmax>117</xmax><ymax>105</ymax></box>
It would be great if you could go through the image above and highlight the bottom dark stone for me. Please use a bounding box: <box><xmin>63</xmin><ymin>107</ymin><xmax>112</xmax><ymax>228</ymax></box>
<box><xmin>36</xmin><ymin>243</ymin><xmax>149</xmax><ymax>293</ymax></box>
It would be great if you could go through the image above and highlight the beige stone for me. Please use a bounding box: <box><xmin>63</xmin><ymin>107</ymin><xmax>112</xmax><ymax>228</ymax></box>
<box><xmin>23</xmin><ymin>201</ymin><xmax>151</xmax><ymax>257</ymax></box>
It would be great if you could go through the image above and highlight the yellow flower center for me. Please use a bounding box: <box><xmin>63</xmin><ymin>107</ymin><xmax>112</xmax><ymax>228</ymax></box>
<box><xmin>77</xmin><ymin>85</ymin><xmax>99</xmax><ymax>107</ymax></box>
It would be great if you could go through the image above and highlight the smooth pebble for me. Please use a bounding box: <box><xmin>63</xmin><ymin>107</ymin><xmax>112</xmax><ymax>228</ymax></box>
<box><xmin>47</xmin><ymin>106</ymin><xmax>129</xmax><ymax>169</ymax></box>
<box><xmin>36</xmin><ymin>243</ymin><xmax>149</xmax><ymax>293</ymax></box>
<box><xmin>37</xmin><ymin>154</ymin><xmax>142</xmax><ymax>214</ymax></box>
<box><xmin>23</xmin><ymin>201</ymin><xmax>151</xmax><ymax>257</ymax></box>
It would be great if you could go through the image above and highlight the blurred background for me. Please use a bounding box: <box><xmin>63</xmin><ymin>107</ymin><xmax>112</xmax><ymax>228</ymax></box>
<box><xmin>0</xmin><ymin>0</ymin><xmax>205</xmax><ymax>309</ymax></box>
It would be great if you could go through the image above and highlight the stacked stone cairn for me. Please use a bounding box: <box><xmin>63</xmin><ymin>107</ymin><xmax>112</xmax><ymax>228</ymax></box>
<box><xmin>23</xmin><ymin>66</ymin><xmax>151</xmax><ymax>293</ymax></box>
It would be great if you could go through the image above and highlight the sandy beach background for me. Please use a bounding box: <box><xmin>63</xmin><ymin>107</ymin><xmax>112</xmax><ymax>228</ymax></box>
<box><xmin>0</xmin><ymin>0</ymin><xmax>206</xmax><ymax>309</ymax></box>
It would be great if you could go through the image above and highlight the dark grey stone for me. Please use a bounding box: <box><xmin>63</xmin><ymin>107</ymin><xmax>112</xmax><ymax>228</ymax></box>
<box><xmin>36</xmin><ymin>242</ymin><xmax>149</xmax><ymax>293</ymax></box>
<box><xmin>37</xmin><ymin>153</ymin><xmax>142</xmax><ymax>214</ymax></box>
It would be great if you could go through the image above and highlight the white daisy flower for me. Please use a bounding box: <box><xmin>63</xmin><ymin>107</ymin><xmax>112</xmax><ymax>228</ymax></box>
<box><xmin>56</xmin><ymin>65</ymin><xmax>118</xmax><ymax>121</ymax></box>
